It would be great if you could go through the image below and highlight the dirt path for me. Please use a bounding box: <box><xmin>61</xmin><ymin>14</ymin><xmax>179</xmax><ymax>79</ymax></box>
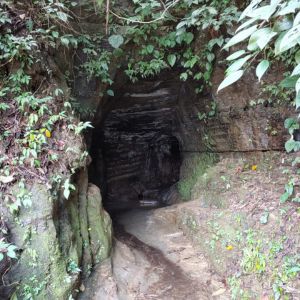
<box><xmin>79</xmin><ymin>207</ymin><xmax>228</xmax><ymax>300</ymax></box>
<box><xmin>113</xmin><ymin>223</ymin><xmax>209</xmax><ymax>299</ymax></box>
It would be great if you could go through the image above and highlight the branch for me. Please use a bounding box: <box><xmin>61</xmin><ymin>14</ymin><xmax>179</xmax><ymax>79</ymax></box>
<box><xmin>106</xmin><ymin>0</ymin><xmax>110</xmax><ymax>34</ymax></box>
<box><xmin>109</xmin><ymin>0</ymin><xmax>180</xmax><ymax>25</ymax></box>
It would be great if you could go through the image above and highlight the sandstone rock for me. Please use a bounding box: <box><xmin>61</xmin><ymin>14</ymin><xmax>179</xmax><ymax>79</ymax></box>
<box><xmin>3</xmin><ymin>170</ymin><xmax>112</xmax><ymax>299</ymax></box>
<box><xmin>210</xmin><ymin>57</ymin><xmax>293</xmax><ymax>152</ymax></box>
<box><xmin>6</xmin><ymin>184</ymin><xmax>76</xmax><ymax>300</ymax></box>
<box><xmin>87</xmin><ymin>184</ymin><xmax>112</xmax><ymax>265</ymax></box>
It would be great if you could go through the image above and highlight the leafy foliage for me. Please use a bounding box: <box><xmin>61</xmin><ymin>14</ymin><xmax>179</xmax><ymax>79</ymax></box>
<box><xmin>0</xmin><ymin>238</ymin><xmax>18</xmax><ymax>261</ymax></box>
<box><xmin>219</xmin><ymin>0</ymin><xmax>300</xmax><ymax>92</ymax></box>
<box><xmin>0</xmin><ymin>0</ymin><xmax>102</xmax><ymax>206</ymax></box>
<box><xmin>107</xmin><ymin>0</ymin><xmax>239</xmax><ymax>91</ymax></box>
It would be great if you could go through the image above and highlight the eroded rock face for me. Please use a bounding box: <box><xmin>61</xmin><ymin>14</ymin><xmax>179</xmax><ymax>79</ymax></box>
<box><xmin>209</xmin><ymin>57</ymin><xmax>292</xmax><ymax>152</ymax></box>
<box><xmin>94</xmin><ymin>74</ymin><xmax>200</xmax><ymax>211</ymax></box>
<box><xmin>87</xmin><ymin>184</ymin><xmax>112</xmax><ymax>265</ymax></box>
<box><xmin>3</xmin><ymin>170</ymin><xmax>112</xmax><ymax>299</ymax></box>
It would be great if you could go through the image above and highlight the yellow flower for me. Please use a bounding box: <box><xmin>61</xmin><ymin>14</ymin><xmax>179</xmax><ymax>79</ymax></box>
<box><xmin>29</xmin><ymin>134</ymin><xmax>35</xmax><ymax>142</ymax></box>
<box><xmin>226</xmin><ymin>245</ymin><xmax>233</xmax><ymax>251</ymax></box>
<box><xmin>45</xmin><ymin>129</ymin><xmax>51</xmax><ymax>138</ymax></box>
<box><xmin>251</xmin><ymin>165</ymin><xmax>257</xmax><ymax>171</ymax></box>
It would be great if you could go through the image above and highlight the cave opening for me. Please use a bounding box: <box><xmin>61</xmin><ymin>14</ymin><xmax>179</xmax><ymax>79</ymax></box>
<box><xmin>88</xmin><ymin>73</ymin><xmax>200</xmax><ymax>216</ymax></box>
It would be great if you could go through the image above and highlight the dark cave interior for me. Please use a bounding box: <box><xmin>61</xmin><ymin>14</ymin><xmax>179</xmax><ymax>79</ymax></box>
<box><xmin>89</xmin><ymin>75</ymin><xmax>189</xmax><ymax>213</ymax></box>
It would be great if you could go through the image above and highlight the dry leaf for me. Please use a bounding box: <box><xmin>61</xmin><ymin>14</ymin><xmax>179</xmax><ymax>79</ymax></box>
<box><xmin>0</xmin><ymin>175</ymin><xmax>15</xmax><ymax>184</ymax></box>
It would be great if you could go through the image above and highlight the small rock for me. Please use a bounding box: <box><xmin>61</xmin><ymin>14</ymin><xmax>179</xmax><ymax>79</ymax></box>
<box><xmin>79</xmin><ymin>284</ymin><xmax>85</xmax><ymax>292</ymax></box>
<box><xmin>212</xmin><ymin>288</ymin><xmax>226</xmax><ymax>297</ymax></box>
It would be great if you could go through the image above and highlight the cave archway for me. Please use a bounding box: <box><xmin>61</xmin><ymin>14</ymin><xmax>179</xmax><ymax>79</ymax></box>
<box><xmin>88</xmin><ymin>73</ymin><xmax>201</xmax><ymax>212</ymax></box>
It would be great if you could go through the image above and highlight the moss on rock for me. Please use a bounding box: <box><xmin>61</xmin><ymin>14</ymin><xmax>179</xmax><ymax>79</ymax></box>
<box><xmin>87</xmin><ymin>184</ymin><xmax>112</xmax><ymax>265</ymax></box>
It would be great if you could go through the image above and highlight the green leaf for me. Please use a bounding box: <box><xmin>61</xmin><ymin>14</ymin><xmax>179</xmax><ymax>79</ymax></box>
<box><xmin>274</xmin><ymin>31</ymin><xmax>287</xmax><ymax>55</ymax></box>
<box><xmin>52</xmin><ymin>31</ymin><xmax>59</xmax><ymax>38</ymax></box>
<box><xmin>291</xmin><ymin>64</ymin><xmax>300</xmax><ymax>76</ymax></box>
<box><xmin>95</xmin><ymin>0</ymin><xmax>104</xmax><ymax>8</ymax></box>
<box><xmin>60</xmin><ymin>37</ymin><xmax>69</xmax><ymax>47</ymax></box>
<box><xmin>113</xmin><ymin>48</ymin><xmax>124</xmax><ymax>57</ymax></box>
<box><xmin>108</xmin><ymin>34</ymin><xmax>124</xmax><ymax>49</ymax></box>
<box><xmin>284</xmin><ymin>117</ymin><xmax>299</xmax><ymax>134</ymax></box>
<box><xmin>236</xmin><ymin>18</ymin><xmax>258</xmax><ymax>33</ymax></box>
<box><xmin>273</xmin><ymin>16</ymin><xmax>293</xmax><ymax>32</ymax></box>
<box><xmin>278</xmin><ymin>1</ymin><xmax>300</xmax><ymax>16</ymax></box>
<box><xmin>295</xmin><ymin>50</ymin><xmax>300</xmax><ymax>63</ymax></box>
<box><xmin>296</xmin><ymin>77</ymin><xmax>300</xmax><ymax>94</ymax></box>
<box><xmin>286</xmin><ymin>182</ymin><xmax>294</xmax><ymax>195</ymax></box>
<box><xmin>260</xmin><ymin>212</ymin><xmax>269</xmax><ymax>224</ymax></box>
<box><xmin>184</xmin><ymin>32</ymin><xmax>194</xmax><ymax>44</ymax></box>
<box><xmin>280</xmin><ymin>192</ymin><xmax>290</xmax><ymax>203</ymax></box>
<box><xmin>64</xmin><ymin>188</ymin><xmax>70</xmax><ymax>200</ymax></box>
<box><xmin>256</xmin><ymin>60</ymin><xmax>270</xmax><ymax>81</ymax></box>
<box><xmin>239</xmin><ymin>0</ymin><xmax>263</xmax><ymax>21</ymax></box>
<box><xmin>284</xmin><ymin>118</ymin><xmax>297</xmax><ymax>129</ymax></box>
<box><xmin>207</xmin><ymin>53</ymin><xmax>215</xmax><ymax>63</ymax></box>
<box><xmin>296</xmin><ymin>93</ymin><xmax>300</xmax><ymax>109</ymax></box>
<box><xmin>292</xmin><ymin>197</ymin><xmax>300</xmax><ymax>202</ymax></box>
<box><xmin>57</xmin><ymin>11</ymin><xmax>68</xmax><ymax>22</ymax></box>
<box><xmin>285</xmin><ymin>139</ymin><xmax>296</xmax><ymax>152</ymax></box>
<box><xmin>248</xmin><ymin>4</ymin><xmax>278</xmax><ymax>21</ymax></box>
<box><xmin>167</xmin><ymin>54</ymin><xmax>176</xmax><ymax>67</ymax></box>
<box><xmin>279</xmin><ymin>24</ymin><xmax>300</xmax><ymax>54</ymax></box>
<box><xmin>257</xmin><ymin>29</ymin><xmax>277</xmax><ymax>50</ymax></box>
<box><xmin>10</xmin><ymin>292</ymin><xmax>18</xmax><ymax>300</ymax></box>
<box><xmin>280</xmin><ymin>75</ymin><xmax>299</xmax><ymax>88</ymax></box>
<box><xmin>218</xmin><ymin>70</ymin><xmax>244</xmax><ymax>93</ymax></box>
<box><xmin>294</xmin><ymin>11</ymin><xmax>300</xmax><ymax>26</ymax></box>
<box><xmin>63</xmin><ymin>179</ymin><xmax>71</xmax><ymax>200</ymax></box>
<box><xmin>7</xmin><ymin>250</ymin><xmax>17</xmax><ymax>259</ymax></box>
<box><xmin>146</xmin><ymin>44</ymin><xmax>154</xmax><ymax>54</ymax></box>
<box><xmin>107</xmin><ymin>89</ymin><xmax>114</xmax><ymax>96</ymax></box>
<box><xmin>247</xmin><ymin>28</ymin><xmax>276</xmax><ymax>51</ymax></box>
<box><xmin>226</xmin><ymin>50</ymin><xmax>246</xmax><ymax>61</ymax></box>
<box><xmin>226</xmin><ymin>55</ymin><xmax>252</xmax><ymax>75</ymax></box>
<box><xmin>0</xmin><ymin>253</ymin><xmax>4</xmax><ymax>261</ymax></box>
<box><xmin>224</xmin><ymin>25</ymin><xmax>258</xmax><ymax>49</ymax></box>
<box><xmin>180</xmin><ymin>72</ymin><xmax>188</xmax><ymax>81</ymax></box>
<box><xmin>247</xmin><ymin>31</ymin><xmax>260</xmax><ymax>51</ymax></box>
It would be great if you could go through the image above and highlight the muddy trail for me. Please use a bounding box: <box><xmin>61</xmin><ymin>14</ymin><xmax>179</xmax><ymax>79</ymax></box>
<box><xmin>79</xmin><ymin>207</ymin><xmax>228</xmax><ymax>300</ymax></box>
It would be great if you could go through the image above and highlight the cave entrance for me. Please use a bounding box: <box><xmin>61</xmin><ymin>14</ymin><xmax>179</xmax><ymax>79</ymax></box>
<box><xmin>103</xmin><ymin>133</ymin><xmax>182</xmax><ymax>212</ymax></box>
<box><xmin>90</xmin><ymin>76</ymin><xmax>185</xmax><ymax>213</ymax></box>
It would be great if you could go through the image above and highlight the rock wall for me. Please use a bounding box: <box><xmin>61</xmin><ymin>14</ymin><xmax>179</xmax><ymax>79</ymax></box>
<box><xmin>1</xmin><ymin>169</ymin><xmax>112</xmax><ymax>299</ymax></box>
<box><xmin>208</xmin><ymin>56</ymin><xmax>292</xmax><ymax>152</ymax></box>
